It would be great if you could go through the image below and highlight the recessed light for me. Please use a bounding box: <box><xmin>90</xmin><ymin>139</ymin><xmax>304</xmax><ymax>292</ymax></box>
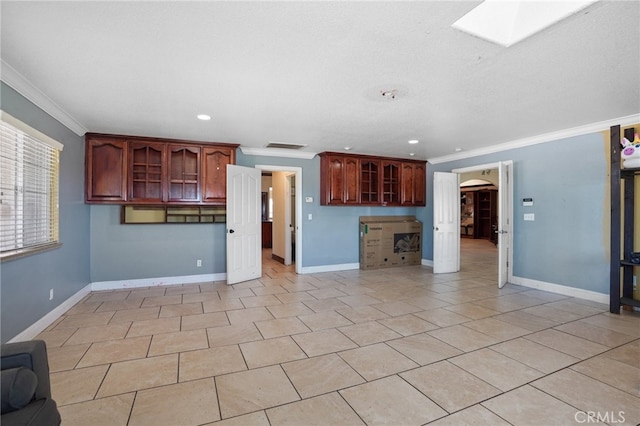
<box><xmin>408</xmin><ymin>140</ymin><xmax>419</xmax><ymax>144</ymax></box>
<box><xmin>409</xmin><ymin>153</ymin><xmax>415</xmax><ymax>156</ymax></box>
<box><xmin>455</xmin><ymin>147</ymin><xmax>463</xmax><ymax>152</ymax></box>
<box><xmin>197</xmin><ymin>114</ymin><xmax>211</xmax><ymax>121</ymax></box>
<box><xmin>344</xmin><ymin>146</ymin><xmax>352</xmax><ymax>151</ymax></box>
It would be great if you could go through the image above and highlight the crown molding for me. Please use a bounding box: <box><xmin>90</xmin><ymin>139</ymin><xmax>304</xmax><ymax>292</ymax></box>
<box><xmin>240</xmin><ymin>146</ymin><xmax>317</xmax><ymax>159</ymax></box>
<box><xmin>1</xmin><ymin>59</ymin><xmax>88</xmax><ymax>136</ymax></box>
<box><xmin>428</xmin><ymin>114</ymin><xmax>640</xmax><ymax>164</ymax></box>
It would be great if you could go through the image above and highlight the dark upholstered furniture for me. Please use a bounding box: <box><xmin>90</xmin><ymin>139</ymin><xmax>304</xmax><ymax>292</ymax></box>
<box><xmin>1</xmin><ymin>340</ymin><xmax>61</xmax><ymax>426</ymax></box>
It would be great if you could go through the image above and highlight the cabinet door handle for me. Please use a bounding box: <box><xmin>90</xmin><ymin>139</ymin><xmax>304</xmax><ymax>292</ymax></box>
<box><xmin>228</xmin><ymin>229</ymin><xmax>235</xmax><ymax>234</ymax></box>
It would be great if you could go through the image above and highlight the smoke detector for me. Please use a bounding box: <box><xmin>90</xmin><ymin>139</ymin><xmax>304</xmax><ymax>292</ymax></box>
<box><xmin>380</xmin><ymin>89</ymin><xmax>397</xmax><ymax>100</ymax></box>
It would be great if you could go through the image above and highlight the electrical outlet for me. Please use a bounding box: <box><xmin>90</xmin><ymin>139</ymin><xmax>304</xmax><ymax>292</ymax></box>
<box><xmin>49</xmin><ymin>289</ymin><xmax>54</xmax><ymax>300</ymax></box>
<box><xmin>196</xmin><ymin>259</ymin><xmax>202</xmax><ymax>267</ymax></box>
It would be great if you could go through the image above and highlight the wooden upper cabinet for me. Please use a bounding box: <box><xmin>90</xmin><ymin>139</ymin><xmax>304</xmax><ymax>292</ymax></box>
<box><xmin>85</xmin><ymin>137</ymin><xmax>127</xmax><ymax>203</ymax></box>
<box><xmin>85</xmin><ymin>133</ymin><xmax>238</xmax><ymax>205</ymax></box>
<box><xmin>360</xmin><ymin>159</ymin><xmax>380</xmax><ymax>204</ymax></box>
<box><xmin>168</xmin><ymin>144</ymin><xmax>201</xmax><ymax>203</ymax></box>
<box><xmin>323</xmin><ymin>155</ymin><xmax>345</xmax><ymax>205</ymax></box>
<box><xmin>202</xmin><ymin>146</ymin><xmax>235</xmax><ymax>205</ymax></box>
<box><xmin>320</xmin><ymin>154</ymin><xmax>360</xmax><ymax>205</ymax></box>
<box><xmin>381</xmin><ymin>160</ymin><xmax>401</xmax><ymax>206</ymax></box>
<box><xmin>401</xmin><ymin>162</ymin><xmax>426</xmax><ymax>206</ymax></box>
<box><xmin>129</xmin><ymin>141</ymin><xmax>166</xmax><ymax>203</ymax></box>
<box><xmin>319</xmin><ymin>152</ymin><xmax>426</xmax><ymax>207</ymax></box>
<box><xmin>413</xmin><ymin>162</ymin><xmax>426</xmax><ymax>206</ymax></box>
<box><xmin>343</xmin><ymin>156</ymin><xmax>360</xmax><ymax>204</ymax></box>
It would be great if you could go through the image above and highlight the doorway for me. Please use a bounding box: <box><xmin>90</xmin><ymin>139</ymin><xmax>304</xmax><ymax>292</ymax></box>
<box><xmin>256</xmin><ymin>165</ymin><xmax>303</xmax><ymax>275</ymax></box>
<box><xmin>460</xmin><ymin>170</ymin><xmax>498</xmax><ymax>244</ymax></box>
<box><xmin>437</xmin><ymin>161</ymin><xmax>513</xmax><ymax>287</ymax></box>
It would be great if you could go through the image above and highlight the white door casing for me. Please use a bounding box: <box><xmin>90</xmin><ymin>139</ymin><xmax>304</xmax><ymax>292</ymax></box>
<box><xmin>433</xmin><ymin>172</ymin><xmax>460</xmax><ymax>274</ymax></box>
<box><xmin>284</xmin><ymin>174</ymin><xmax>293</xmax><ymax>265</ymax></box>
<box><xmin>226</xmin><ymin>164</ymin><xmax>261</xmax><ymax>285</ymax></box>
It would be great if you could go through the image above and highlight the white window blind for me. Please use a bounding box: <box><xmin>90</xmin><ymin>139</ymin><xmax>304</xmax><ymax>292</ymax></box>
<box><xmin>1</xmin><ymin>111</ymin><xmax>62</xmax><ymax>257</ymax></box>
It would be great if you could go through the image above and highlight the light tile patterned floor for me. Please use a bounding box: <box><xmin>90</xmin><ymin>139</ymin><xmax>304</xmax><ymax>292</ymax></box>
<box><xmin>39</xmin><ymin>239</ymin><xmax>640</xmax><ymax>425</ymax></box>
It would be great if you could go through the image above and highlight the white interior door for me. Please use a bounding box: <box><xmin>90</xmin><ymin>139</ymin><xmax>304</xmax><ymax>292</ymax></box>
<box><xmin>226</xmin><ymin>165</ymin><xmax>261</xmax><ymax>285</ymax></box>
<box><xmin>497</xmin><ymin>161</ymin><xmax>514</xmax><ymax>288</ymax></box>
<box><xmin>433</xmin><ymin>172</ymin><xmax>460</xmax><ymax>274</ymax></box>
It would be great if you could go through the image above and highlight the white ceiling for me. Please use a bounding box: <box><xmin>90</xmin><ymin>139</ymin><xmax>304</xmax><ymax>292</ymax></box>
<box><xmin>1</xmin><ymin>1</ymin><xmax>639</xmax><ymax>161</ymax></box>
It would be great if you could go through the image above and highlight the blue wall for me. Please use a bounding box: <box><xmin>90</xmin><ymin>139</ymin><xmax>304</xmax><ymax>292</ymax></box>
<box><xmin>90</xmin><ymin>151</ymin><xmax>420</xmax><ymax>279</ymax></box>
<box><xmin>419</xmin><ymin>131</ymin><xmax>610</xmax><ymax>294</ymax></box>
<box><xmin>237</xmin><ymin>152</ymin><xmax>420</xmax><ymax>268</ymax></box>
<box><xmin>89</xmin><ymin>206</ymin><xmax>227</xmax><ymax>282</ymax></box>
<box><xmin>1</xmin><ymin>83</ymin><xmax>90</xmax><ymax>343</ymax></box>
<box><xmin>1</xmin><ymin>79</ymin><xmax>620</xmax><ymax>341</ymax></box>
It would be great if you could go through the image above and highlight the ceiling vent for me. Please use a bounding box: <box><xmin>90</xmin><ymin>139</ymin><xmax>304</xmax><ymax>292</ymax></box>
<box><xmin>266</xmin><ymin>141</ymin><xmax>308</xmax><ymax>150</ymax></box>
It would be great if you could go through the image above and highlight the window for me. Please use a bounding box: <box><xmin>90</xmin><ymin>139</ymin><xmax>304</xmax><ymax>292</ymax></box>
<box><xmin>1</xmin><ymin>111</ymin><xmax>63</xmax><ymax>259</ymax></box>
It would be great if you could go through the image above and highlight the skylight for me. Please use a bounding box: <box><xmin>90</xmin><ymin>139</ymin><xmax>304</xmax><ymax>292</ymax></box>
<box><xmin>452</xmin><ymin>0</ymin><xmax>598</xmax><ymax>47</ymax></box>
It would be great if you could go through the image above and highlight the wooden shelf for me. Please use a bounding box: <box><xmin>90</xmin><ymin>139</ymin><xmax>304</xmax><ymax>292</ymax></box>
<box><xmin>121</xmin><ymin>205</ymin><xmax>226</xmax><ymax>224</ymax></box>
<box><xmin>610</xmin><ymin>125</ymin><xmax>639</xmax><ymax>313</ymax></box>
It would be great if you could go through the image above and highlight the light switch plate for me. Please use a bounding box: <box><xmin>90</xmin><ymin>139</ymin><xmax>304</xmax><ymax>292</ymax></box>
<box><xmin>305</xmin><ymin>197</ymin><xmax>313</xmax><ymax>203</ymax></box>
<box><xmin>524</xmin><ymin>213</ymin><xmax>535</xmax><ymax>221</ymax></box>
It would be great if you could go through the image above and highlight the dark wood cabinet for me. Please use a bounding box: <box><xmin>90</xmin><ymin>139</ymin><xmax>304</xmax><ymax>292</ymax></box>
<box><xmin>382</xmin><ymin>160</ymin><xmax>401</xmax><ymax>206</ymax></box>
<box><xmin>202</xmin><ymin>146</ymin><xmax>235</xmax><ymax>205</ymax></box>
<box><xmin>360</xmin><ymin>159</ymin><xmax>380</xmax><ymax>204</ymax></box>
<box><xmin>320</xmin><ymin>154</ymin><xmax>360</xmax><ymax>205</ymax></box>
<box><xmin>476</xmin><ymin>190</ymin><xmax>497</xmax><ymax>243</ymax></box>
<box><xmin>262</xmin><ymin>221</ymin><xmax>273</xmax><ymax>248</ymax></box>
<box><xmin>85</xmin><ymin>137</ymin><xmax>128</xmax><ymax>203</ymax></box>
<box><xmin>168</xmin><ymin>144</ymin><xmax>201</xmax><ymax>203</ymax></box>
<box><xmin>319</xmin><ymin>152</ymin><xmax>426</xmax><ymax>207</ymax></box>
<box><xmin>129</xmin><ymin>141</ymin><xmax>165</xmax><ymax>203</ymax></box>
<box><xmin>400</xmin><ymin>162</ymin><xmax>426</xmax><ymax>206</ymax></box>
<box><xmin>85</xmin><ymin>133</ymin><xmax>237</xmax><ymax>206</ymax></box>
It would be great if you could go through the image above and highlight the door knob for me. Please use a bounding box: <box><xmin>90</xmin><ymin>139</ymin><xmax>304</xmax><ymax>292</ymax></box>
<box><xmin>228</xmin><ymin>229</ymin><xmax>235</xmax><ymax>234</ymax></box>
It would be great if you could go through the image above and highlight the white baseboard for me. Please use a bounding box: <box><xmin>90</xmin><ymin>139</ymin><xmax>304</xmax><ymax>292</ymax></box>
<box><xmin>8</xmin><ymin>283</ymin><xmax>92</xmax><ymax>343</ymax></box>
<box><xmin>9</xmin><ymin>270</ymin><xmax>610</xmax><ymax>344</ymax></box>
<box><xmin>91</xmin><ymin>273</ymin><xmax>227</xmax><ymax>291</ymax></box>
<box><xmin>8</xmin><ymin>274</ymin><xmax>227</xmax><ymax>342</ymax></box>
<box><xmin>511</xmin><ymin>276</ymin><xmax>609</xmax><ymax>304</ymax></box>
<box><xmin>300</xmin><ymin>263</ymin><xmax>360</xmax><ymax>274</ymax></box>
<box><xmin>422</xmin><ymin>259</ymin><xmax>434</xmax><ymax>267</ymax></box>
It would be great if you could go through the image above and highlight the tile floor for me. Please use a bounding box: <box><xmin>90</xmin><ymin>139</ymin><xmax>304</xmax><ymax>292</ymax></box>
<box><xmin>38</xmin><ymin>239</ymin><xmax>639</xmax><ymax>425</ymax></box>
